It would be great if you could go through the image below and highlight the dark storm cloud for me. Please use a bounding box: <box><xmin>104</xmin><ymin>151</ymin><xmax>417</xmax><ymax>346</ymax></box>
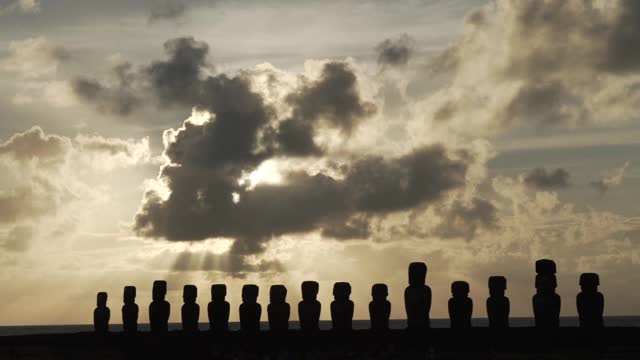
<box><xmin>145</xmin><ymin>37</ymin><xmax>209</xmax><ymax>106</ymax></box>
<box><xmin>523</xmin><ymin>168</ymin><xmax>571</xmax><ymax>190</ymax></box>
<box><xmin>134</xmin><ymin>140</ymin><xmax>470</xmax><ymax>255</ymax></box>
<box><xmin>275</xmin><ymin>62</ymin><xmax>376</xmax><ymax>156</ymax></box>
<box><xmin>433</xmin><ymin>198</ymin><xmax>498</xmax><ymax>240</ymax></box>
<box><xmin>375</xmin><ymin>34</ymin><xmax>415</xmax><ymax>68</ymax></box>
<box><xmin>72</xmin><ymin>39</ymin><xmax>375</xmax><ymax>159</ymax></box>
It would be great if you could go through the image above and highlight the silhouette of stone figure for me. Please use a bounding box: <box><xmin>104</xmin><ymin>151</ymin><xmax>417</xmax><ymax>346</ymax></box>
<box><xmin>239</xmin><ymin>284</ymin><xmax>261</xmax><ymax>333</ymax></box>
<box><xmin>94</xmin><ymin>292</ymin><xmax>110</xmax><ymax>333</ymax></box>
<box><xmin>208</xmin><ymin>284</ymin><xmax>230</xmax><ymax>332</ymax></box>
<box><xmin>577</xmin><ymin>273</ymin><xmax>604</xmax><ymax>328</ymax></box>
<box><xmin>533</xmin><ymin>259</ymin><xmax>561</xmax><ymax>328</ymax></box>
<box><xmin>298</xmin><ymin>281</ymin><xmax>321</xmax><ymax>332</ymax></box>
<box><xmin>448</xmin><ymin>281</ymin><xmax>472</xmax><ymax>329</ymax></box>
<box><xmin>404</xmin><ymin>262</ymin><xmax>432</xmax><ymax>330</ymax></box>
<box><xmin>331</xmin><ymin>282</ymin><xmax>354</xmax><ymax>331</ymax></box>
<box><xmin>149</xmin><ymin>280</ymin><xmax>170</xmax><ymax>333</ymax></box>
<box><xmin>268</xmin><ymin>285</ymin><xmax>290</xmax><ymax>332</ymax></box>
<box><xmin>122</xmin><ymin>286</ymin><xmax>138</xmax><ymax>333</ymax></box>
<box><xmin>181</xmin><ymin>284</ymin><xmax>199</xmax><ymax>332</ymax></box>
<box><xmin>369</xmin><ymin>283</ymin><xmax>391</xmax><ymax>331</ymax></box>
<box><xmin>486</xmin><ymin>276</ymin><xmax>509</xmax><ymax>328</ymax></box>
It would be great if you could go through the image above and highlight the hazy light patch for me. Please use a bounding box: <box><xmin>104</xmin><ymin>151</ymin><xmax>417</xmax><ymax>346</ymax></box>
<box><xmin>239</xmin><ymin>159</ymin><xmax>285</xmax><ymax>190</ymax></box>
<box><xmin>231</xmin><ymin>192</ymin><xmax>240</xmax><ymax>204</ymax></box>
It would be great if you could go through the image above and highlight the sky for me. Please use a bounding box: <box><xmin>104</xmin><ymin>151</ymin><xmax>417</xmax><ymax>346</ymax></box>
<box><xmin>0</xmin><ymin>0</ymin><xmax>639</xmax><ymax>326</ymax></box>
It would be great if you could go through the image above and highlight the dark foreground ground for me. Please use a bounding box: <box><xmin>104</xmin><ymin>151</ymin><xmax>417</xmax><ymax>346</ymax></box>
<box><xmin>0</xmin><ymin>328</ymin><xmax>638</xmax><ymax>359</ymax></box>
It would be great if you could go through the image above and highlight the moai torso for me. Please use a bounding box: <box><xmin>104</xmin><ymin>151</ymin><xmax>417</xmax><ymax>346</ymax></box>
<box><xmin>448</xmin><ymin>281</ymin><xmax>472</xmax><ymax>329</ymax></box>
<box><xmin>181</xmin><ymin>285</ymin><xmax>200</xmax><ymax>332</ymax></box>
<box><xmin>577</xmin><ymin>273</ymin><xmax>604</xmax><ymax>328</ymax></box>
<box><xmin>405</xmin><ymin>262</ymin><xmax>431</xmax><ymax>330</ymax></box>
<box><xmin>122</xmin><ymin>286</ymin><xmax>138</xmax><ymax>332</ymax></box>
<box><xmin>487</xmin><ymin>276</ymin><xmax>509</xmax><ymax>328</ymax></box>
<box><xmin>208</xmin><ymin>284</ymin><xmax>230</xmax><ymax>332</ymax></box>
<box><xmin>239</xmin><ymin>284</ymin><xmax>261</xmax><ymax>333</ymax></box>
<box><xmin>268</xmin><ymin>285</ymin><xmax>290</xmax><ymax>331</ymax></box>
<box><xmin>94</xmin><ymin>292</ymin><xmax>110</xmax><ymax>333</ymax></box>
<box><xmin>298</xmin><ymin>281</ymin><xmax>321</xmax><ymax>332</ymax></box>
<box><xmin>149</xmin><ymin>280</ymin><xmax>170</xmax><ymax>333</ymax></box>
<box><xmin>331</xmin><ymin>282</ymin><xmax>354</xmax><ymax>331</ymax></box>
<box><xmin>369</xmin><ymin>283</ymin><xmax>391</xmax><ymax>331</ymax></box>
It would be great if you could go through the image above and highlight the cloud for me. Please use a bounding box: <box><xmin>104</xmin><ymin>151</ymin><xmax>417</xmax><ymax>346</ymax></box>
<box><xmin>1</xmin><ymin>36</ymin><xmax>69</xmax><ymax>79</ymax></box>
<box><xmin>1</xmin><ymin>225</ymin><xmax>34</xmax><ymax>252</ymax></box>
<box><xmin>276</xmin><ymin>62</ymin><xmax>377</xmax><ymax>155</ymax></box>
<box><xmin>170</xmin><ymin>250</ymin><xmax>284</xmax><ymax>278</ymax></box>
<box><xmin>523</xmin><ymin>168</ymin><xmax>571</xmax><ymax>190</ymax></box>
<box><xmin>148</xmin><ymin>0</ymin><xmax>217</xmax><ymax>22</ymax></box>
<box><xmin>149</xmin><ymin>0</ymin><xmax>187</xmax><ymax>21</ymax></box>
<box><xmin>0</xmin><ymin>0</ymin><xmax>40</xmax><ymax>15</ymax></box>
<box><xmin>433</xmin><ymin>198</ymin><xmax>498</xmax><ymax>240</ymax></box>
<box><xmin>417</xmin><ymin>0</ymin><xmax>640</xmax><ymax>133</ymax></box>
<box><xmin>375</xmin><ymin>33</ymin><xmax>415</xmax><ymax>68</ymax></box>
<box><xmin>1</xmin><ymin>36</ymin><xmax>74</xmax><ymax>106</ymax></box>
<box><xmin>590</xmin><ymin>161</ymin><xmax>630</xmax><ymax>194</ymax></box>
<box><xmin>134</xmin><ymin>114</ymin><xmax>473</xmax><ymax>256</ymax></box>
<box><xmin>0</xmin><ymin>126</ymin><xmax>153</xmax><ymax>252</ymax></box>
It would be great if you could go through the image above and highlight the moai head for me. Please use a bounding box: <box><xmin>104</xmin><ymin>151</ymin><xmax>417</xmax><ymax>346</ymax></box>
<box><xmin>579</xmin><ymin>273</ymin><xmax>600</xmax><ymax>293</ymax></box>
<box><xmin>152</xmin><ymin>280</ymin><xmax>167</xmax><ymax>301</ymax></box>
<box><xmin>535</xmin><ymin>274</ymin><xmax>557</xmax><ymax>293</ymax></box>
<box><xmin>242</xmin><ymin>284</ymin><xmax>259</xmax><ymax>303</ymax></box>
<box><xmin>97</xmin><ymin>292</ymin><xmax>108</xmax><ymax>307</ymax></box>
<box><xmin>123</xmin><ymin>286</ymin><xmax>136</xmax><ymax>305</ymax></box>
<box><xmin>451</xmin><ymin>281</ymin><xmax>470</xmax><ymax>299</ymax></box>
<box><xmin>488</xmin><ymin>276</ymin><xmax>507</xmax><ymax>297</ymax></box>
<box><xmin>270</xmin><ymin>285</ymin><xmax>287</xmax><ymax>304</ymax></box>
<box><xmin>408</xmin><ymin>262</ymin><xmax>427</xmax><ymax>286</ymax></box>
<box><xmin>211</xmin><ymin>284</ymin><xmax>227</xmax><ymax>301</ymax></box>
<box><xmin>183</xmin><ymin>285</ymin><xmax>197</xmax><ymax>304</ymax></box>
<box><xmin>333</xmin><ymin>282</ymin><xmax>352</xmax><ymax>301</ymax></box>
<box><xmin>535</xmin><ymin>259</ymin><xmax>557</xmax><ymax>275</ymax></box>
<box><xmin>371</xmin><ymin>283</ymin><xmax>388</xmax><ymax>302</ymax></box>
<box><xmin>301</xmin><ymin>281</ymin><xmax>319</xmax><ymax>301</ymax></box>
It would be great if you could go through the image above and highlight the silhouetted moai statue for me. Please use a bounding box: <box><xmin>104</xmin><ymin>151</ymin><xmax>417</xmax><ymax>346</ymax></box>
<box><xmin>268</xmin><ymin>285</ymin><xmax>290</xmax><ymax>332</ymax></box>
<box><xmin>331</xmin><ymin>282</ymin><xmax>354</xmax><ymax>331</ymax></box>
<box><xmin>182</xmin><ymin>284</ymin><xmax>200</xmax><ymax>332</ymax></box>
<box><xmin>533</xmin><ymin>259</ymin><xmax>561</xmax><ymax>328</ymax></box>
<box><xmin>369</xmin><ymin>283</ymin><xmax>391</xmax><ymax>331</ymax></box>
<box><xmin>448</xmin><ymin>281</ymin><xmax>472</xmax><ymax>329</ymax></box>
<box><xmin>149</xmin><ymin>280</ymin><xmax>170</xmax><ymax>333</ymax></box>
<box><xmin>298</xmin><ymin>281</ymin><xmax>321</xmax><ymax>332</ymax></box>
<box><xmin>240</xmin><ymin>284</ymin><xmax>261</xmax><ymax>333</ymax></box>
<box><xmin>404</xmin><ymin>262</ymin><xmax>432</xmax><ymax>330</ymax></box>
<box><xmin>122</xmin><ymin>286</ymin><xmax>138</xmax><ymax>333</ymax></box>
<box><xmin>486</xmin><ymin>276</ymin><xmax>509</xmax><ymax>328</ymax></box>
<box><xmin>94</xmin><ymin>292</ymin><xmax>110</xmax><ymax>333</ymax></box>
<box><xmin>208</xmin><ymin>284</ymin><xmax>230</xmax><ymax>332</ymax></box>
<box><xmin>577</xmin><ymin>273</ymin><xmax>604</xmax><ymax>328</ymax></box>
